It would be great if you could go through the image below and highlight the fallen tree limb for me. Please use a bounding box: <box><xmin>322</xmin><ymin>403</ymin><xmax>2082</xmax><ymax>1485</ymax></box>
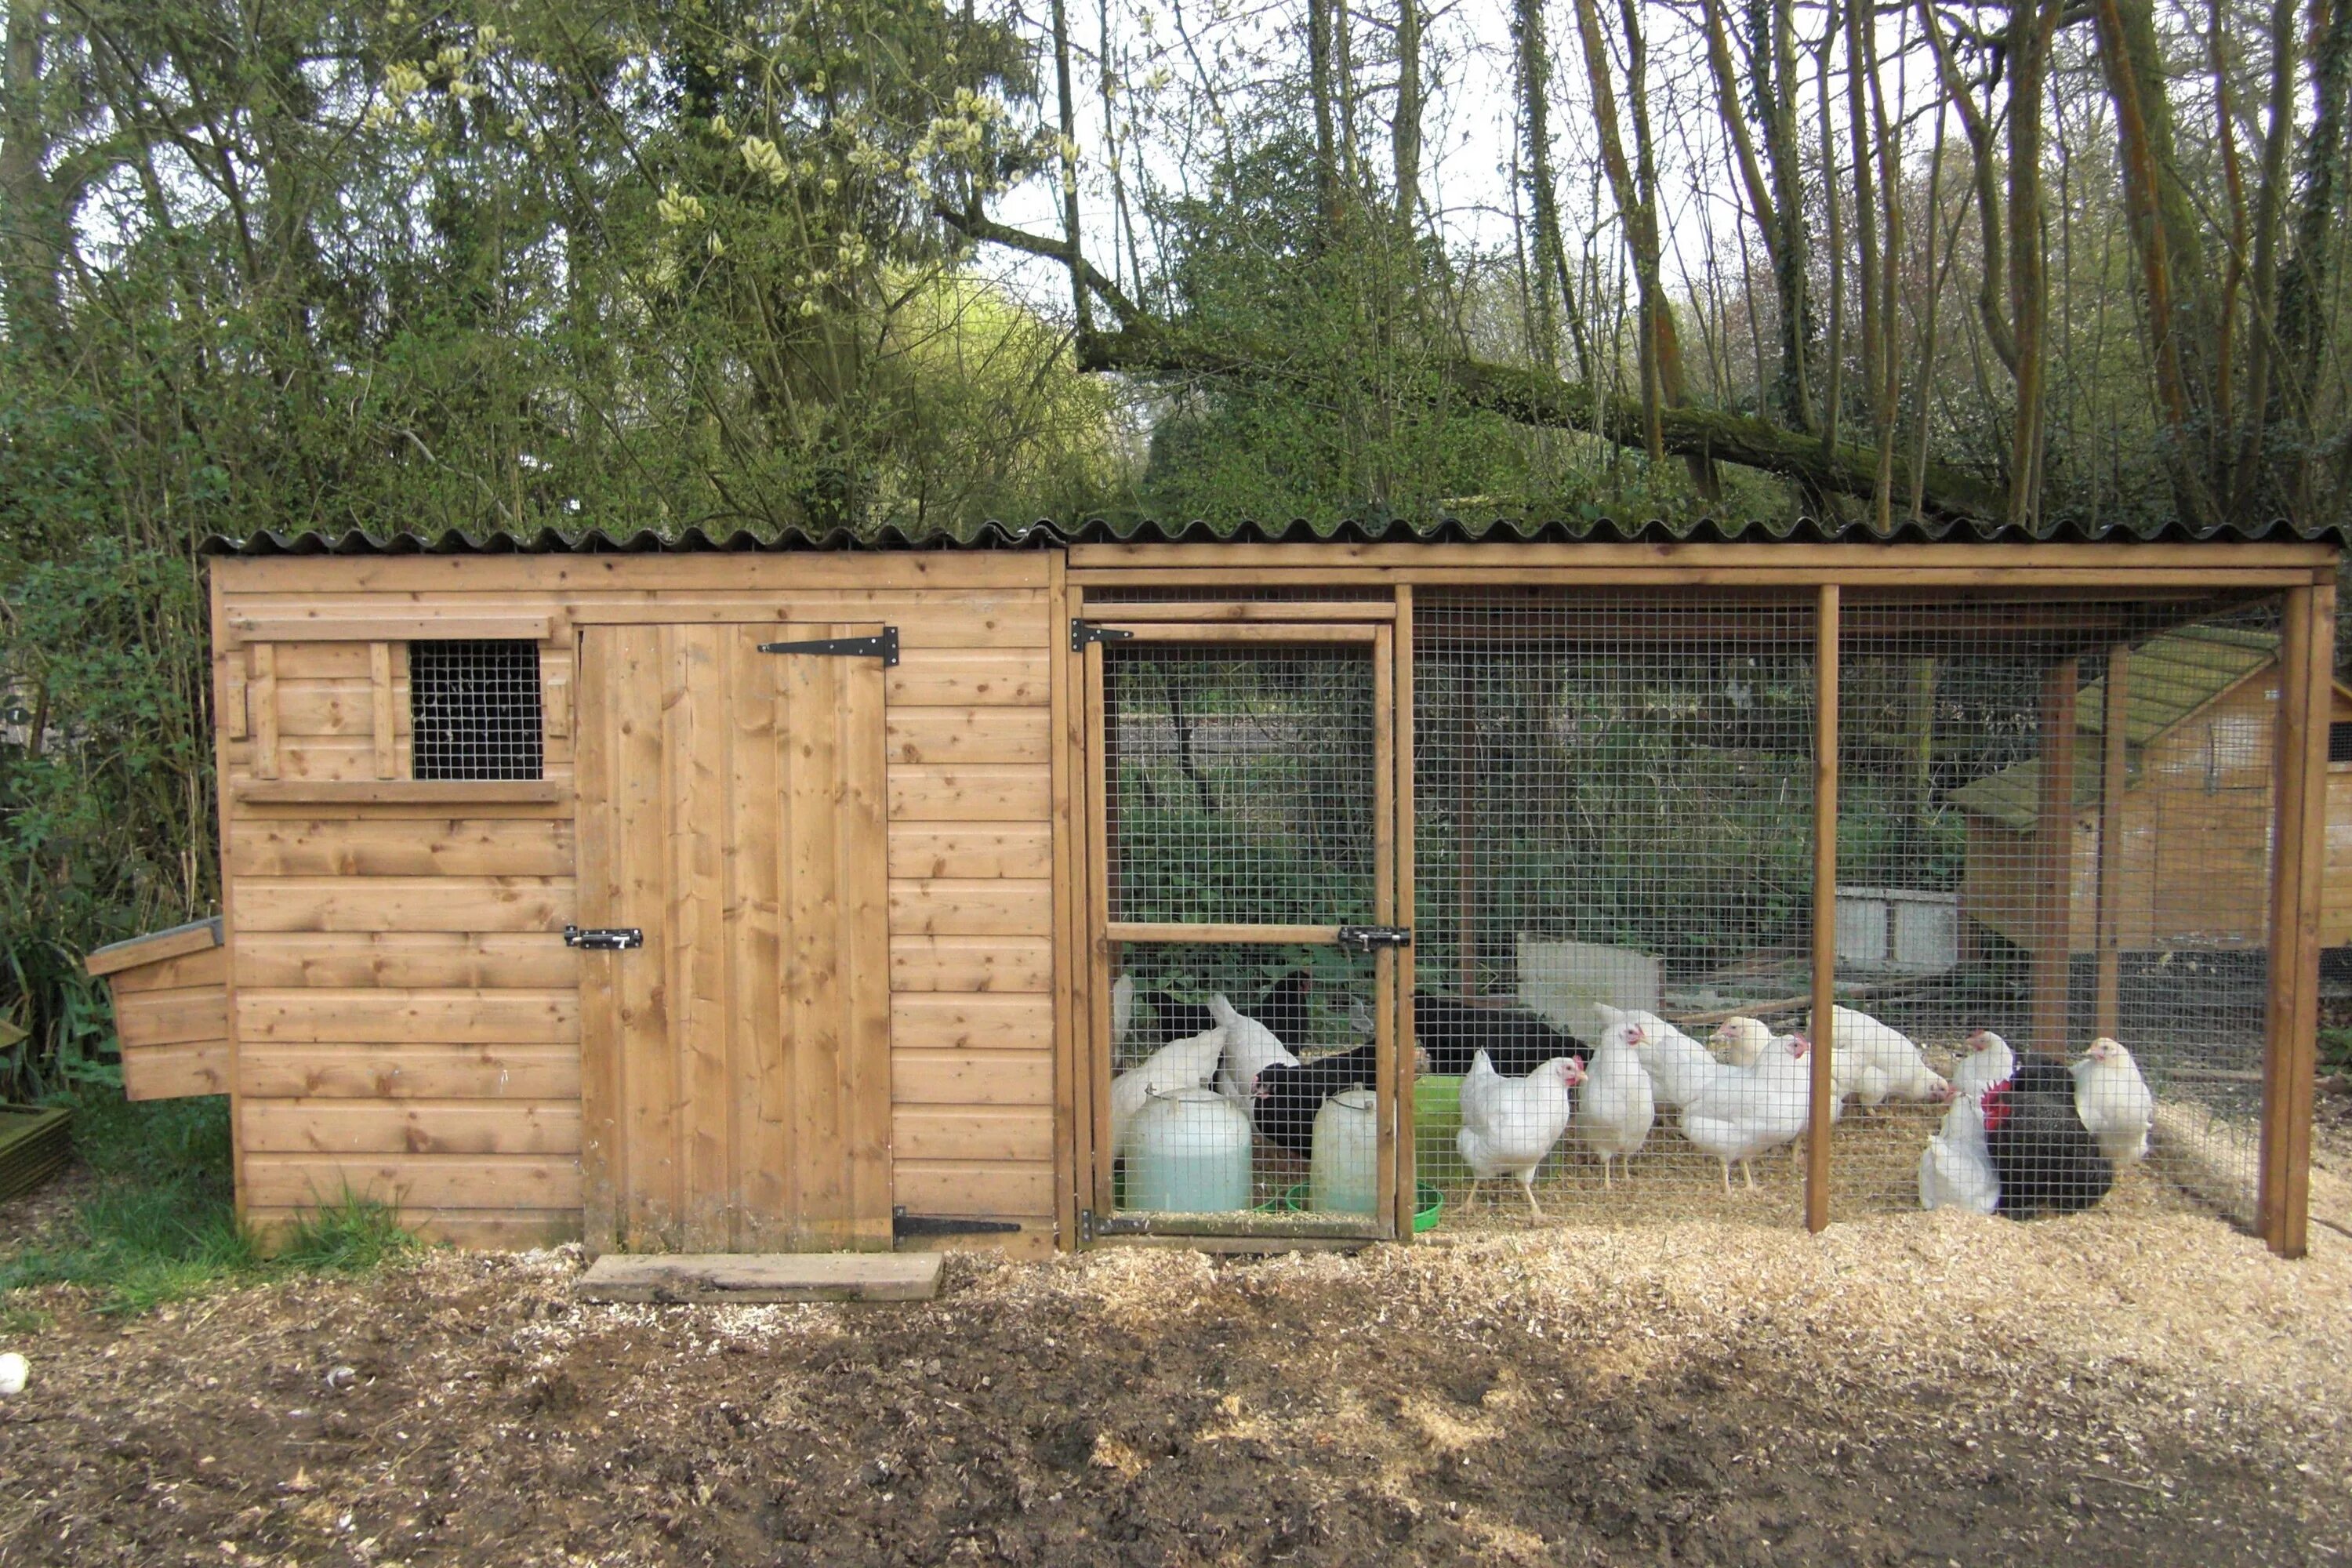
<box><xmin>943</xmin><ymin>207</ymin><xmax>2006</xmax><ymax>522</ymax></box>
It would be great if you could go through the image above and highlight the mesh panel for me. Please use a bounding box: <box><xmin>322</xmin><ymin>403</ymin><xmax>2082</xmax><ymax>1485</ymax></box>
<box><xmin>409</xmin><ymin>640</ymin><xmax>544</xmax><ymax>781</ymax></box>
<box><xmin>1104</xmin><ymin>645</ymin><xmax>1376</xmax><ymax>925</ymax></box>
<box><xmin>1413</xmin><ymin>592</ymin><xmax>1820</xmax><ymax>1223</ymax></box>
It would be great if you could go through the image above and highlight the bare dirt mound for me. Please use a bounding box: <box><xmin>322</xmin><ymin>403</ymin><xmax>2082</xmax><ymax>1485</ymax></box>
<box><xmin>3</xmin><ymin>1207</ymin><xmax>2347</xmax><ymax>1566</ymax></box>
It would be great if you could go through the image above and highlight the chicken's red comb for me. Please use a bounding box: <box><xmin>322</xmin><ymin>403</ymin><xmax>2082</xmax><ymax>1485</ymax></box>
<box><xmin>1980</xmin><ymin>1081</ymin><xmax>2015</xmax><ymax>1134</ymax></box>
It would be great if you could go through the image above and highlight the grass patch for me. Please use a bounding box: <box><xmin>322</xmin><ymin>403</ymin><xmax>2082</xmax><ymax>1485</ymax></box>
<box><xmin>0</xmin><ymin>1088</ymin><xmax>419</xmax><ymax>1315</ymax></box>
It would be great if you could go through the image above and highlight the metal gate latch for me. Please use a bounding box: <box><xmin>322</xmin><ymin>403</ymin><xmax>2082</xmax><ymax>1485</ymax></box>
<box><xmin>1337</xmin><ymin>925</ymin><xmax>1413</xmax><ymax>953</ymax></box>
<box><xmin>564</xmin><ymin>925</ymin><xmax>644</xmax><ymax>951</ymax></box>
<box><xmin>758</xmin><ymin>627</ymin><xmax>900</xmax><ymax>666</ymax></box>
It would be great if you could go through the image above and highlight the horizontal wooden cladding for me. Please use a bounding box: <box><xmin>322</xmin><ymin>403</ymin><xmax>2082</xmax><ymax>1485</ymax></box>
<box><xmin>85</xmin><ymin>920</ymin><xmax>222</xmax><ymax>978</ymax></box>
<box><xmin>239</xmin><ymin>932</ymin><xmax>578</xmax><ymax>989</ymax></box>
<box><xmin>1067</xmin><ymin>540</ymin><xmax>2339</xmax><ymax>572</ymax></box>
<box><xmin>230</xmin><ymin>818</ymin><xmax>574</xmax><ymax>878</ymax></box>
<box><xmin>887</xmin><ymin>765</ymin><xmax>1051</xmax><ymax>821</ymax></box>
<box><xmin>1110</xmin><ymin>622</ymin><xmax>1381</xmax><ymax>644</ymax></box>
<box><xmin>893</xmin><ymin>1106</ymin><xmax>1054</xmax><ymax>1163</ymax></box>
<box><xmin>1090</xmin><ymin>600</ymin><xmax>1399</xmax><ymax>622</ymax></box>
<box><xmin>1105</xmin><ymin>921</ymin><xmax>1343</xmax><ymax>946</ymax></box>
<box><xmin>241</xmin><ymin>1099</ymin><xmax>582</xmax><ymax>1155</ymax></box>
<box><xmin>893</xmin><ymin>1049</ymin><xmax>1052</xmax><ymax>1106</ymax></box>
<box><xmin>237</xmin><ymin>877</ymin><xmax>574</xmax><ymax>932</ymax></box>
<box><xmin>103</xmin><ymin>945</ymin><xmax>227</xmax><ymax>994</ymax></box>
<box><xmin>887</xmin><ymin>650</ymin><xmax>1048</xmax><ymax>706</ymax></box>
<box><xmin>892</xmin><ymin>994</ymin><xmax>1054</xmax><ymax>1049</ymax></box>
<box><xmin>230</xmin><ymin>612</ymin><xmax>554</xmax><ymax>641</ymax></box>
<box><xmin>231</xmin><ymin>739</ymin><xmax>574</xmax><ymax>784</ymax></box>
<box><xmin>242</xmin><ymin>1152</ymin><xmax>583</xmax><ymax>1209</ymax></box>
<box><xmin>887</xmin><ymin>824</ymin><xmax>1051</xmax><ymax>879</ymax></box>
<box><xmin>238</xmin><ymin>989</ymin><xmax>578</xmax><ymax>1044</ymax></box>
<box><xmin>123</xmin><ymin>1041</ymin><xmax>230</xmax><ymax>1102</ymax></box>
<box><xmin>233</xmin><ymin>780</ymin><xmax>572</xmax><ymax>808</ymax></box>
<box><xmin>241</xmin><ymin>1043</ymin><xmax>579</xmax><ymax>1099</ymax></box>
<box><xmin>891</xmin><ymin>1161</ymin><xmax>1054</xmax><ymax>1220</ymax></box>
<box><xmin>113</xmin><ymin>987</ymin><xmax>229</xmax><ymax>1047</ymax></box>
<box><xmin>216</xmin><ymin>553</ymin><xmax>1052</xmax><ymax>594</ymax></box>
<box><xmin>247</xmin><ymin>1206</ymin><xmax>583</xmax><ymax>1250</ymax></box>
<box><xmin>273</xmin><ymin>677</ymin><xmax>405</xmax><ymax>736</ymax></box>
<box><xmin>887</xmin><ymin>706</ymin><xmax>1051</xmax><ymax>765</ymax></box>
<box><xmin>569</xmin><ymin>598</ymin><xmax>1046</xmax><ymax>648</ymax></box>
<box><xmin>887</xmin><ymin>878</ymin><xmax>1052</xmax><ymax>936</ymax></box>
<box><xmin>888</xmin><ymin>935</ymin><xmax>1051</xmax><ymax>993</ymax></box>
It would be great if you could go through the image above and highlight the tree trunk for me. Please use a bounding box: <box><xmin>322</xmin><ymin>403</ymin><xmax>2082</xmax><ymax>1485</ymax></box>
<box><xmin>1393</xmin><ymin>0</ymin><xmax>1422</xmax><ymax>231</ymax></box>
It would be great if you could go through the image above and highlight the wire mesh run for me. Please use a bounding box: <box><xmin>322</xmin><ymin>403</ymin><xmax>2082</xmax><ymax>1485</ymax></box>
<box><xmin>1413</xmin><ymin>592</ymin><xmax>1820</xmax><ymax>1224</ymax></box>
<box><xmin>1105</xmin><ymin>941</ymin><xmax>1387</xmax><ymax>1223</ymax></box>
<box><xmin>1835</xmin><ymin>598</ymin><xmax>2281</xmax><ymax>1227</ymax></box>
<box><xmin>1103</xmin><ymin>644</ymin><xmax>1377</xmax><ymax>927</ymax></box>
<box><xmin>409</xmin><ymin>640</ymin><xmax>545</xmax><ymax>782</ymax></box>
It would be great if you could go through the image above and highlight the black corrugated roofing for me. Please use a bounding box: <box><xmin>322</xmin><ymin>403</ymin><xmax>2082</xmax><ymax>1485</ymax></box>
<box><xmin>203</xmin><ymin>514</ymin><xmax>2335</xmax><ymax>556</ymax></box>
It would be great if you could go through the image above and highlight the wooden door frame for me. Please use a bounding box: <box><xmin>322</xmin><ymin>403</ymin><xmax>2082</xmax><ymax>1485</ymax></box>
<box><xmin>1073</xmin><ymin>609</ymin><xmax>1410</xmax><ymax>1243</ymax></box>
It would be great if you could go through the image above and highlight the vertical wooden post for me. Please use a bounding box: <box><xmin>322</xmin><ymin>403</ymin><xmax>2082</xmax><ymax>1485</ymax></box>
<box><xmin>1806</xmin><ymin>586</ymin><xmax>1839</xmax><ymax>1234</ymax></box>
<box><xmin>1392</xmin><ymin>587</ymin><xmax>1419</xmax><ymax>1241</ymax></box>
<box><xmin>2095</xmin><ymin>646</ymin><xmax>2130</xmax><ymax>1039</ymax></box>
<box><xmin>1050</xmin><ymin>567</ymin><xmax>1082</xmax><ymax>1250</ymax></box>
<box><xmin>2262</xmin><ymin>579</ymin><xmax>2332</xmax><ymax>1257</ymax></box>
<box><xmin>1084</xmin><ymin>637</ymin><xmax>1116</xmax><ymax>1221</ymax></box>
<box><xmin>2031</xmin><ymin>658</ymin><xmax>2080</xmax><ymax>1054</ymax></box>
<box><xmin>1372</xmin><ymin>625</ymin><xmax>1399</xmax><ymax>1236</ymax></box>
<box><xmin>249</xmin><ymin>642</ymin><xmax>278</xmax><ymax>780</ymax></box>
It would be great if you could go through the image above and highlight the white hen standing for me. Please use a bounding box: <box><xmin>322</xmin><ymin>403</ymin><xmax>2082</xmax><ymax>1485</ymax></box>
<box><xmin>1604</xmin><ymin>1004</ymin><xmax>1726</xmax><ymax>1110</ymax></box>
<box><xmin>1918</xmin><ymin>1086</ymin><xmax>2000</xmax><ymax>1214</ymax></box>
<box><xmin>1207</xmin><ymin>994</ymin><xmax>1299</xmax><ymax>1102</ymax></box>
<box><xmin>1578</xmin><ymin>1020</ymin><xmax>1656</xmax><ymax>1189</ymax></box>
<box><xmin>1679</xmin><ymin>1033</ymin><xmax>1813</xmax><ymax>1191</ymax></box>
<box><xmin>1109</xmin><ymin>1026</ymin><xmax>1228</xmax><ymax>1156</ymax></box>
<box><xmin>2072</xmin><ymin>1037</ymin><xmax>2155</xmax><ymax>1168</ymax></box>
<box><xmin>1812</xmin><ymin>1006</ymin><xmax>1947</xmax><ymax>1109</ymax></box>
<box><xmin>1457</xmin><ymin>1051</ymin><xmax>1587</xmax><ymax>1216</ymax></box>
<box><xmin>1952</xmin><ymin>1029</ymin><xmax>2017</xmax><ymax>1102</ymax></box>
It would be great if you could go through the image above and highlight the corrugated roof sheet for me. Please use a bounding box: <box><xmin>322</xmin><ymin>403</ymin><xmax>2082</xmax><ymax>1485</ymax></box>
<box><xmin>1951</xmin><ymin>626</ymin><xmax>2281</xmax><ymax>829</ymax></box>
<box><xmin>202</xmin><ymin>513</ymin><xmax>2337</xmax><ymax>556</ymax></box>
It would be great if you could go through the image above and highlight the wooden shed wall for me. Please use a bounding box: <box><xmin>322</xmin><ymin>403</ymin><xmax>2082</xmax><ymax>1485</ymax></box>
<box><xmin>212</xmin><ymin>554</ymin><xmax>1062</xmax><ymax>1250</ymax></box>
<box><xmin>1962</xmin><ymin>676</ymin><xmax>2352</xmax><ymax>953</ymax></box>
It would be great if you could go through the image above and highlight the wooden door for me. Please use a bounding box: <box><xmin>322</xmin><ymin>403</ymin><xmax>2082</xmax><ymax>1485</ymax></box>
<box><xmin>575</xmin><ymin>623</ymin><xmax>891</xmax><ymax>1253</ymax></box>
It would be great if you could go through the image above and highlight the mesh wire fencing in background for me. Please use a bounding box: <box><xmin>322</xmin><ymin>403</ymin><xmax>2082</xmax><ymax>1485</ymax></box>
<box><xmin>1835</xmin><ymin>598</ymin><xmax>2281</xmax><ymax>1226</ymax></box>
<box><xmin>1412</xmin><ymin>592</ymin><xmax>1820</xmax><ymax>1222</ymax></box>
<box><xmin>409</xmin><ymin>639</ymin><xmax>544</xmax><ymax>781</ymax></box>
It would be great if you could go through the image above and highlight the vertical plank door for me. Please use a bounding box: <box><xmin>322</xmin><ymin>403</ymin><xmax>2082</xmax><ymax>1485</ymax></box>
<box><xmin>576</xmin><ymin>623</ymin><xmax>891</xmax><ymax>1254</ymax></box>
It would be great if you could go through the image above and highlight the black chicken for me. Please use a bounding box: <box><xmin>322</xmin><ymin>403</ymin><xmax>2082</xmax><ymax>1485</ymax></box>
<box><xmin>1144</xmin><ymin>971</ymin><xmax>1313</xmax><ymax>1051</ymax></box>
<box><xmin>1250</xmin><ymin>1045</ymin><xmax>1381</xmax><ymax>1160</ymax></box>
<box><xmin>1982</xmin><ymin>1054</ymin><xmax>2114</xmax><ymax>1218</ymax></box>
<box><xmin>1413</xmin><ymin>994</ymin><xmax>1587</xmax><ymax>1076</ymax></box>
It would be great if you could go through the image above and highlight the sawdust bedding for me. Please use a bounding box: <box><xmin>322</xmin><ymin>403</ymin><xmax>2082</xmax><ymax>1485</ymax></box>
<box><xmin>3</xmin><ymin>1185</ymin><xmax>2349</xmax><ymax>1566</ymax></box>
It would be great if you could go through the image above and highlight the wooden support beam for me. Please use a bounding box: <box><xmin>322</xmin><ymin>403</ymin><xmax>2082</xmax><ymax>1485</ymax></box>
<box><xmin>2031</xmin><ymin>659</ymin><xmax>2081</xmax><ymax>1054</ymax></box>
<box><xmin>2095</xmin><ymin>646</ymin><xmax>2130</xmax><ymax>1038</ymax></box>
<box><xmin>1806</xmin><ymin>586</ymin><xmax>1839</xmax><ymax>1235</ymax></box>
<box><xmin>2262</xmin><ymin>581</ymin><xmax>2332</xmax><ymax>1257</ymax></box>
<box><xmin>1392</xmin><ymin>587</ymin><xmax>1419</xmax><ymax>1242</ymax></box>
<box><xmin>1373</xmin><ymin>624</ymin><xmax>1398</xmax><ymax>1237</ymax></box>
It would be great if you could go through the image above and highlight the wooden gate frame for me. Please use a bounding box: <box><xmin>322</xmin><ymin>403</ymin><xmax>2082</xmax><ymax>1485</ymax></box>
<box><xmin>1062</xmin><ymin>546</ymin><xmax>2336</xmax><ymax>1258</ymax></box>
<box><xmin>1068</xmin><ymin>601</ymin><xmax>1418</xmax><ymax>1243</ymax></box>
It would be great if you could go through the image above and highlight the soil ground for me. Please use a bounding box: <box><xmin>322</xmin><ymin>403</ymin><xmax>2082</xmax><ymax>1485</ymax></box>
<box><xmin>5</xmin><ymin>1174</ymin><xmax>2351</xmax><ymax>1568</ymax></box>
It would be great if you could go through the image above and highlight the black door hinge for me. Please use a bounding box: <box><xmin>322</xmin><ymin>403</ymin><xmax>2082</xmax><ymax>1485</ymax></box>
<box><xmin>760</xmin><ymin>627</ymin><xmax>899</xmax><ymax>666</ymax></box>
<box><xmin>1070</xmin><ymin>619</ymin><xmax>1137</xmax><ymax>652</ymax></box>
<box><xmin>1337</xmin><ymin>925</ymin><xmax>1414</xmax><ymax>953</ymax></box>
<box><xmin>564</xmin><ymin>925</ymin><xmax>644</xmax><ymax>950</ymax></box>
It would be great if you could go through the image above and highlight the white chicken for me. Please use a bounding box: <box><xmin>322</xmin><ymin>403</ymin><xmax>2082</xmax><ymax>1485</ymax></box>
<box><xmin>1207</xmin><ymin>994</ymin><xmax>1299</xmax><ymax>1102</ymax></box>
<box><xmin>1811</xmin><ymin>1006</ymin><xmax>1947</xmax><ymax>1109</ymax></box>
<box><xmin>1710</xmin><ymin>1015</ymin><xmax>1774</xmax><ymax>1069</ymax></box>
<box><xmin>1109</xmin><ymin>1026</ymin><xmax>1228</xmax><ymax>1157</ymax></box>
<box><xmin>2071</xmin><ymin>1036</ymin><xmax>2154</xmax><ymax>1168</ymax></box>
<box><xmin>1577</xmin><ymin>1019</ymin><xmax>1656</xmax><ymax>1189</ymax></box>
<box><xmin>1952</xmin><ymin>1029</ymin><xmax>2016</xmax><ymax>1102</ymax></box>
<box><xmin>1110</xmin><ymin>973</ymin><xmax>1137</xmax><ymax>1053</ymax></box>
<box><xmin>1457</xmin><ymin>1050</ymin><xmax>1588</xmax><ymax>1216</ymax></box>
<box><xmin>1918</xmin><ymin>1085</ymin><xmax>2000</xmax><ymax>1214</ymax></box>
<box><xmin>1679</xmin><ymin>1032</ymin><xmax>1813</xmax><ymax>1190</ymax></box>
<box><xmin>1603</xmin><ymin>1004</ymin><xmax>1726</xmax><ymax>1110</ymax></box>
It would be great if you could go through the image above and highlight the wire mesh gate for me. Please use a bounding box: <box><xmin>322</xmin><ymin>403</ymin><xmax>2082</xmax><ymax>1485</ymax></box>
<box><xmin>1078</xmin><ymin>582</ymin><xmax>2305</xmax><ymax>1241</ymax></box>
<box><xmin>1080</xmin><ymin>612</ymin><xmax>1411</xmax><ymax>1240</ymax></box>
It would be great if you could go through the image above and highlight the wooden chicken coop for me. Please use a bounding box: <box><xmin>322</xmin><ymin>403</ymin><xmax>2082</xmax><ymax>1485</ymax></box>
<box><xmin>83</xmin><ymin>524</ymin><xmax>2339</xmax><ymax>1261</ymax></box>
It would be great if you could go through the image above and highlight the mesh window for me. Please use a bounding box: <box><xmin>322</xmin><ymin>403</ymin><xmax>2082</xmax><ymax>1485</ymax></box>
<box><xmin>409</xmin><ymin>640</ymin><xmax>545</xmax><ymax>781</ymax></box>
<box><xmin>2329</xmin><ymin>721</ymin><xmax>2352</xmax><ymax>764</ymax></box>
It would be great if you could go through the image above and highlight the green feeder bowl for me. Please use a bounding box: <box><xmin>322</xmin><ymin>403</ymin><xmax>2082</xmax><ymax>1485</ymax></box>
<box><xmin>1272</xmin><ymin>1178</ymin><xmax>1445</xmax><ymax>1234</ymax></box>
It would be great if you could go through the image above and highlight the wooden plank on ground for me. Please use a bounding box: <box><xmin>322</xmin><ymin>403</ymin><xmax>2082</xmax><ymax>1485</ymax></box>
<box><xmin>574</xmin><ymin>1251</ymin><xmax>942</xmax><ymax>1304</ymax></box>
